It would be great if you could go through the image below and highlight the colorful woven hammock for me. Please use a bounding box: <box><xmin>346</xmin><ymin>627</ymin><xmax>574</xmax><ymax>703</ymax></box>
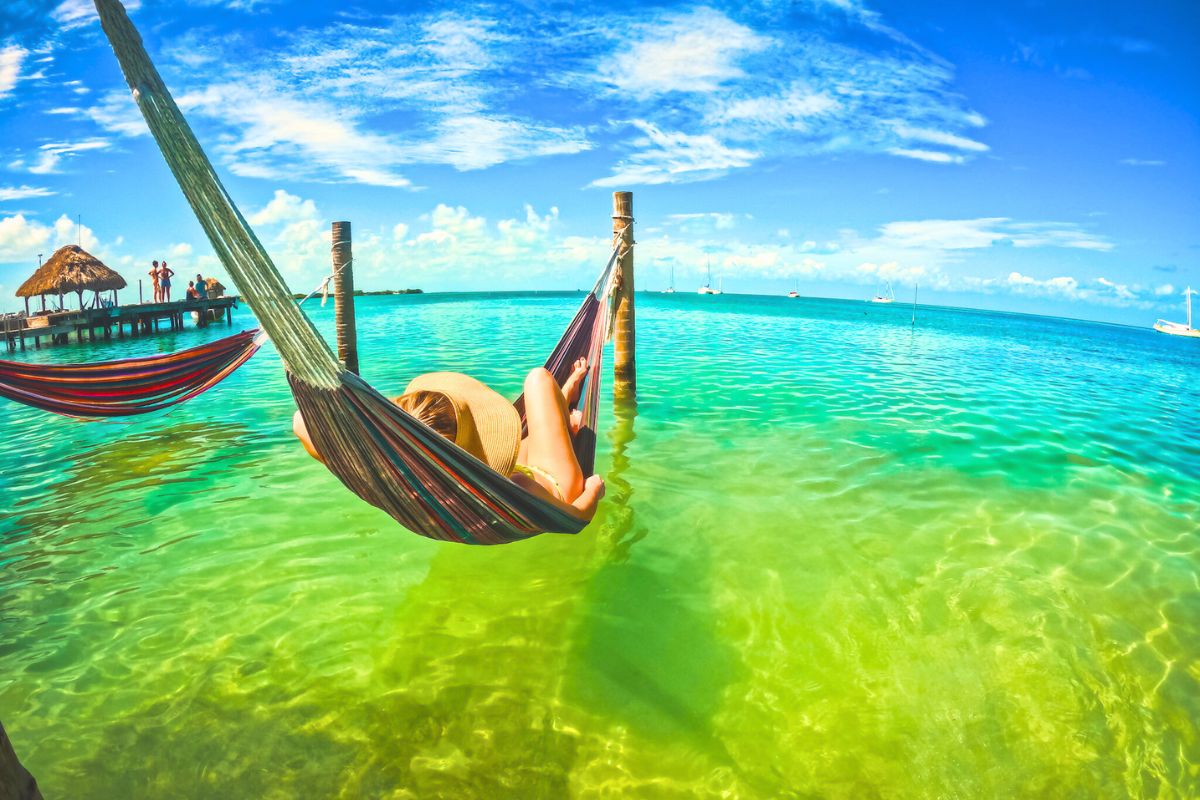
<box><xmin>95</xmin><ymin>0</ymin><xmax>623</xmax><ymax>544</ymax></box>
<box><xmin>0</xmin><ymin>329</ymin><xmax>262</xmax><ymax>418</ymax></box>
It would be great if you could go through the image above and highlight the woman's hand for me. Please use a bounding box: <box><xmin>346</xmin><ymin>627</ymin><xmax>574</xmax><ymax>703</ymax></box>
<box><xmin>571</xmin><ymin>474</ymin><xmax>605</xmax><ymax>519</ymax></box>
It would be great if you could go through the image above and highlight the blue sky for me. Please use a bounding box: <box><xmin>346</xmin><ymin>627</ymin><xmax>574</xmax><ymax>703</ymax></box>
<box><xmin>0</xmin><ymin>0</ymin><xmax>1196</xmax><ymax>324</ymax></box>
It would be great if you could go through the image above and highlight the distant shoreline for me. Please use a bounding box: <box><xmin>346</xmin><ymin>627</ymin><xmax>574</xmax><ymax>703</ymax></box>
<box><xmin>290</xmin><ymin>288</ymin><xmax>424</xmax><ymax>299</ymax></box>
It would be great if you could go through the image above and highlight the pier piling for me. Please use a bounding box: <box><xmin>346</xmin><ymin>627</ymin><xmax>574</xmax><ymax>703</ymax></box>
<box><xmin>332</xmin><ymin>221</ymin><xmax>359</xmax><ymax>375</ymax></box>
<box><xmin>612</xmin><ymin>191</ymin><xmax>636</xmax><ymax>399</ymax></box>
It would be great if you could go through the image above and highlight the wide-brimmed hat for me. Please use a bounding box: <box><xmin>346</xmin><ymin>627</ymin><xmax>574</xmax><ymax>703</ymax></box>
<box><xmin>403</xmin><ymin>372</ymin><xmax>520</xmax><ymax>475</ymax></box>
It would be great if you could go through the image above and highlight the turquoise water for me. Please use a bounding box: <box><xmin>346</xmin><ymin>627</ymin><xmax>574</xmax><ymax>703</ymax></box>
<box><xmin>1</xmin><ymin>292</ymin><xmax>1198</xmax><ymax>798</ymax></box>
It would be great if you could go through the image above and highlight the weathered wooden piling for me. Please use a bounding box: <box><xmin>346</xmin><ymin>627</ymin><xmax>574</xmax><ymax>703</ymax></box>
<box><xmin>612</xmin><ymin>192</ymin><xmax>636</xmax><ymax>399</ymax></box>
<box><xmin>332</xmin><ymin>221</ymin><xmax>359</xmax><ymax>375</ymax></box>
<box><xmin>0</xmin><ymin>721</ymin><xmax>42</xmax><ymax>800</ymax></box>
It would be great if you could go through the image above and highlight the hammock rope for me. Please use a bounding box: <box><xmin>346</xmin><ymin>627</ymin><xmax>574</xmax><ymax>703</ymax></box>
<box><xmin>94</xmin><ymin>0</ymin><xmax>625</xmax><ymax>544</ymax></box>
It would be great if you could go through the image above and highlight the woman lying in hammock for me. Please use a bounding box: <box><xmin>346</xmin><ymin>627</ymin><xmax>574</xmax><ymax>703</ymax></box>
<box><xmin>292</xmin><ymin>359</ymin><xmax>606</xmax><ymax>521</ymax></box>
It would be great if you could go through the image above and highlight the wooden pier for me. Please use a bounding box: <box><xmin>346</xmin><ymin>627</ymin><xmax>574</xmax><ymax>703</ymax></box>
<box><xmin>2</xmin><ymin>297</ymin><xmax>238</xmax><ymax>352</ymax></box>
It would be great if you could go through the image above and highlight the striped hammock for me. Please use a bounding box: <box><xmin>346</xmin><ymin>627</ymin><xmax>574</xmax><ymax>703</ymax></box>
<box><xmin>0</xmin><ymin>329</ymin><xmax>262</xmax><ymax>418</ymax></box>
<box><xmin>95</xmin><ymin>0</ymin><xmax>622</xmax><ymax>544</ymax></box>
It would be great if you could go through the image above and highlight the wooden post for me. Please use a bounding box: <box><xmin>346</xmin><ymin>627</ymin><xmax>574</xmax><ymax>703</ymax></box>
<box><xmin>332</xmin><ymin>221</ymin><xmax>359</xmax><ymax>375</ymax></box>
<box><xmin>612</xmin><ymin>191</ymin><xmax>635</xmax><ymax>398</ymax></box>
<box><xmin>0</xmin><ymin>720</ymin><xmax>42</xmax><ymax>800</ymax></box>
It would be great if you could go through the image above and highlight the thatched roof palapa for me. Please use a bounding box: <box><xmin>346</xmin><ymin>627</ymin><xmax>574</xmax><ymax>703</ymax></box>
<box><xmin>16</xmin><ymin>245</ymin><xmax>127</xmax><ymax>297</ymax></box>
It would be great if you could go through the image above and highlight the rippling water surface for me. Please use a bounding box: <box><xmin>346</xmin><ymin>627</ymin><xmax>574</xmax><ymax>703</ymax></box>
<box><xmin>1</xmin><ymin>292</ymin><xmax>1198</xmax><ymax>798</ymax></box>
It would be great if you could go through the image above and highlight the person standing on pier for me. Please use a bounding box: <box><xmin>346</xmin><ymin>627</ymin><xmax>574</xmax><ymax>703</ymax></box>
<box><xmin>194</xmin><ymin>274</ymin><xmax>208</xmax><ymax>300</ymax></box>
<box><xmin>160</xmin><ymin>261</ymin><xmax>175</xmax><ymax>302</ymax></box>
<box><xmin>149</xmin><ymin>260</ymin><xmax>161</xmax><ymax>303</ymax></box>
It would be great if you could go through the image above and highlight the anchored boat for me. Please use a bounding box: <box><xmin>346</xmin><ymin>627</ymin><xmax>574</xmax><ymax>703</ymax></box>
<box><xmin>1154</xmin><ymin>286</ymin><xmax>1199</xmax><ymax>338</ymax></box>
<box><xmin>870</xmin><ymin>280</ymin><xmax>895</xmax><ymax>304</ymax></box>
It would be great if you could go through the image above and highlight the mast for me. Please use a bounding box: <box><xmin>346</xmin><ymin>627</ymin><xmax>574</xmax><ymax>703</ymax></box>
<box><xmin>1189</xmin><ymin>286</ymin><xmax>1193</xmax><ymax>330</ymax></box>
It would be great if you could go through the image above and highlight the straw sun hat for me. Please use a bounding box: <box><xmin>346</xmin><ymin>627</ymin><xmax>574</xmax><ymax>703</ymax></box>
<box><xmin>403</xmin><ymin>372</ymin><xmax>520</xmax><ymax>476</ymax></box>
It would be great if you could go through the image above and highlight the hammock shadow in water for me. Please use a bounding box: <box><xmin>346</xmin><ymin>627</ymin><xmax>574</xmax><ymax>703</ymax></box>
<box><xmin>591</xmin><ymin>396</ymin><xmax>647</xmax><ymax>559</ymax></box>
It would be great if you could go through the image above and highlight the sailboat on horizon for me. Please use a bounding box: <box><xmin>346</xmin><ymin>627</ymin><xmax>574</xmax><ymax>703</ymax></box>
<box><xmin>664</xmin><ymin>263</ymin><xmax>675</xmax><ymax>294</ymax></box>
<box><xmin>787</xmin><ymin>277</ymin><xmax>799</xmax><ymax>298</ymax></box>
<box><xmin>698</xmin><ymin>258</ymin><xmax>721</xmax><ymax>295</ymax></box>
<box><xmin>870</xmin><ymin>280</ymin><xmax>895</xmax><ymax>304</ymax></box>
<box><xmin>1154</xmin><ymin>286</ymin><xmax>1199</xmax><ymax>338</ymax></box>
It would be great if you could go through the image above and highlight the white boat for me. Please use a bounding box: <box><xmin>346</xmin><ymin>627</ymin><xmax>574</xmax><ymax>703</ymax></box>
<box><xmin>698</xmin><ymin>259</ymin><xmax>720</xmax><ymax>294</ymax></box>
<box><xmin>664</xmin><ymin>264</ymin><xmax>675</xmax><ymax>294</ymax></box>
<box><xmin>787</xmin><ymin>278</ymin><xmax>799</xmax><ymax>298</ymax></box>
<box><xmin>870</xmin><ymin>280</ymin><xmax>895</xmax><ymax>304</ymax></box>
<box><xmin>1154</xmin><ymin>286</ymin><xmax>1200</xmax><ymax>338</ymax></box>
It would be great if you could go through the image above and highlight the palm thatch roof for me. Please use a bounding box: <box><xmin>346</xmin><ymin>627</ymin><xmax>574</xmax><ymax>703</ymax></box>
<box><xmin>16</xmin><ymin>245</ymin><xmax>127</xmax><ymax>297</ymax></box>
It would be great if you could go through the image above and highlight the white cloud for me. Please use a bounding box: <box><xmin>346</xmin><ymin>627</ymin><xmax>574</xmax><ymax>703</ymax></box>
<box><xmin>248</xmin><ymin>189</ymin><xmax>318</xmax><ymax>226</ymax></box>
<box><xmin>887</xmin><ymin>147</ymin><xmax>966</xmax><ymax>164</ymax></box>
<box><xmin>1119</xmin><ymin>158</ymin><xmax>1165</xmax><ymax>167</ymax></box>
<box><xmin>591</xmin><ymin>120</ymin><xmax>758</xmax><ymax>187</ymax></box>
<box><xmin>0</xmin><ymin>214</ymin><xmax>52</xmax><ymax>259</ymax></box>
<box><xmin>41</xmin><ymin>3</ymin><xmax>982</xmax><ymax>188</ymax></box>
<box><xmin>711</xmin><ymin>88</ymin><xmax>839</xmax><ymax>133</ymax></box>
<box><xmin>664</xmin><ymin>212</ymin><xmax>739</xmax><ymax>230</ymax></box>
<box><xmin>1007</xmin><ymin>271</ymin><xmax>1079</xmax><ymax>298</ymax></box>
<box><xmin>0</xmin><ymin>185</ymin><xmax>56</xmax><ymax>202</ymax></box>
<box><xmin>67</xmin><ymin>90</ymin><xmax>149</xmax><ymax>138</ymax></box>
<box><xmin>0</xmin><ymin>213</ymin><xmax>98</xmax><ymax>261</ymax></box>
<box><xmin>599</xmin><ymin>7</ymin><xmax>773</xmax><ymax>96</ymax></box>
<box><xmin>137</xmin><ymin>13</ymin><xmax>591</xmax><ymax>185</ymax></box>
<box><xmin>180</xmin><ymin>84</ymin><xmax>415</xmax><ymax>188</ymax></box>
<box><xmin>410</xmin><ymin>114</ymin><xmax>590</xmax><ymax>171</ymax></box>
<box><xmin>52</xmin><ymin>0</ymin><xmax>141</xmax><ymax>30</ymax></box>
<box><xmin>1154</xmin><ymin>283</ymin><xmax>1176</xmax><ymax>296</ymax></box>
<box><xmin>1096</xmin><ymin>276</ymin><xmax>1134</xmax><ymax>300</ymax></box>
<box><xmin>876</xmin><ymin>218</ymin><xmax>1112</xmax><ymax>252</ymax></box>
<box><xmin>892</xmin><ymin>125</ymin><xmax>989</xmax><ymax>152</ymax></box>
<box><xmin>169</xmin><ymin>242</ymin><xmax>193</xmax><ymax>258</ymax></box>
<box><xmin>12</xmin><ymin>139</ymin><xmax>111</xmax><ymax>175</ymax></box>
<box><xmin>0</xmin><ymin>45</ymin><xmax>26</xmax><ymax>101</ymax></box>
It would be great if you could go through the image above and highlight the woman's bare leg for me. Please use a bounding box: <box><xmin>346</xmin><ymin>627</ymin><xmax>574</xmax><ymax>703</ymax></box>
<box><xmin>518</xmin><ymin>367</ymin><xmax>584</xmax><ymax>501</ymax></box>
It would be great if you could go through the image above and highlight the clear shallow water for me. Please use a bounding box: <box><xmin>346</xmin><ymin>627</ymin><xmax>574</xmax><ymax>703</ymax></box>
<box><xmin>1</xmin><ymin>292</ymin><xmax>1198</xmax><ymax>798</ymax></box>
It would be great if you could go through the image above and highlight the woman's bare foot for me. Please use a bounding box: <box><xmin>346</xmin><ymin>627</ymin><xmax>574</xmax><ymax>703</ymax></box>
<box><xmin>562</xmin><ymin>356</ymin><xmax>588</xmax><ymax>408</ymax></box>
<box><xmin>569</xmin><ymin>409</ymin><xmax>583</xmax><ymax>436</ymax></box>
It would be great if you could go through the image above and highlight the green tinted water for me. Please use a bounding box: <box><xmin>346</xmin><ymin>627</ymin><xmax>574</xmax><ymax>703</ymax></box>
<box><xmin>1</xmin><ymin>293</ymin><xmax>1198</xmax><ymax>798</ymax></box>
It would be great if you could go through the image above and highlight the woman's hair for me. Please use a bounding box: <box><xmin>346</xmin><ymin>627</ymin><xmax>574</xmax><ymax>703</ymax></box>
<box><xmin>396</xmin><ymin>390</ymin><xmax>458</xmax><ymax>440</ymax></box>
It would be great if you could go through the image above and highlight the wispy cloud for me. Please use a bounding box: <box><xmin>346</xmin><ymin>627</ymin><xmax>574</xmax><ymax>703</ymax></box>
<box><xmin>0</xmin><ymin>185</ymin><xmax>56</xmax><ymax>202</ymax></box>
<box><xmin>591</xmin><ymin>120</ymin><xmax>757</xmax><ymax>187</ymax></box>
<box><xmin>579</xmin><ymin>5</ymin><xmax>989</xmax><ymax>183</ymax></box>
<box><xmin>1119</xmin><ymin>158</ymin><xmax>1165</xmax><ymax>167</ymax></box>
<box><xmin>598</xmin><ymin>7</ymin><xmax>773</xmax><ymax>96</ymax></box>
<box><xmin>0</xmin><ymin>43</ymin><xmax>26</xmax><ymax>101</ymax></box>
<box><xmin>887</xmin><ymin>148</ymin><xmax>966</xmax><ymax>164</ymax></box>
<box><xmin>9</xmin><ymin>139</ymin><xmax>111</xmax><ymax>174</ymax></box>
<box><xmin>50</xmin><ymin>2</ymin><xmax>982</xmax><ymax>187</ymax></box>
<box><xmin>51</xmin><ymin>0</ymin><xmax>142</xmax><ymax>31</ymax></box>
<box><xmin>874</xmin><ymin>218</ymin><xmax>1113</xmax><ymax>252</ymax></box>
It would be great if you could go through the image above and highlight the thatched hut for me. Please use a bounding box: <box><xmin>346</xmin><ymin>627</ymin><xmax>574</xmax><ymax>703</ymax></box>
<box><xmin>16</xmin><ymin>245</ymin><xmax>127</xmax><ymax>314</ymax></box>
